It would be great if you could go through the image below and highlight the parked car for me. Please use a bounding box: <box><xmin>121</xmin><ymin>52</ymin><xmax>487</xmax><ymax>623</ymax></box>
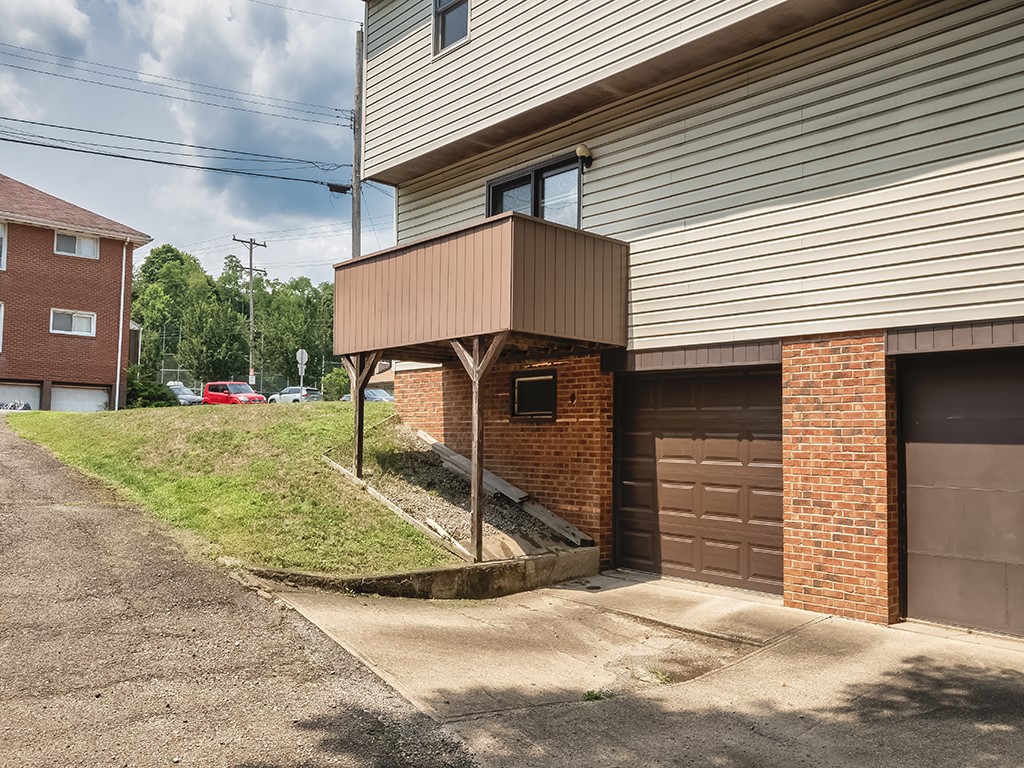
<box><xmin>341</xmin><ymin>388</ymin><xmax>394</xmax><ymax>402</ymax></box>
<box><xmin>202</xmin><ymin>381</ymin><xmax>267</xmax><ymax>405</ymax></box>
<box><xmin>167</xmin><ymin>383</ymin><xmax>202</xmax><ymax>406</ymax></box>
<box><xmin>268</xmin><ymin>386</ymin><xmax>323</xmax><ymax>403</ymax></box>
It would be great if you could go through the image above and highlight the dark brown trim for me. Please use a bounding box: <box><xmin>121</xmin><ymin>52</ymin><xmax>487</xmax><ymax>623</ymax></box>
<box><xmin>887</xmin><ymin>317</ymin><xmax>1024</xmax><ymax>355</ymax></box>
<box><xmin>624</xmin><ymin>339</ymin><xmax>782</xmax><ymax>372</ymax></box>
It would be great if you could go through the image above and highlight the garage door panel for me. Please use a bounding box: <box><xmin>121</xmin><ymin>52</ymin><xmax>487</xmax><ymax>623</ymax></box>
<box><xmin>907</xmin><ymin>486</ymin><xmax>1024</xmax><ymax>565</ymax></box>
<box><xmin>619</xmin><ymin>479</ymin><xmax>656</xmax><ymax>511</ymax></box>
<box><xmin>907</xmin><ymin>442</ymin><xmax>1024</xmax><ymax>492</ymax></box>
<box><xmin>750</xmin><ymin>488</ymin><xmax>784</xmax><ymax>525</ymax></box>
<box><xmin>620</xmin><ymin>530</ymin><xmax>658</xmax><ymax>570</ymax></box>
<box><xmin>659</xmin><ymin>481</ymin><xmax>695</xmax><ymax>514</ymax></box>
<box><xmin>660</xmin><ymin>534</ymin><xmax>697</xmax><ymax>572</ymax></box>
<box><xmin>1009</xmin><ymin>565</ymin><xmax>1024</xmax><ymax>635</ymax></box>
<box><xmin>908</xmin><ymin>553</ymin><xmax>1009</xmax><ymax>633</ymax></box>
<box><xmin>750</xmin><ymin>545</ymin><xmax>784</xmax><ymax>587</ymax></box>
<box><xmin>902</xmin><ymin>348</ymin><xmax>1024</xmax><ymax>637</ymax></box>
<box><xmin>617</xmin><ymin>367</ymin><xmax>783</xmax><ymax>594</ymax></box>
<box><xmin>620</xmin><ymin>430</ymin><xmax>655</xmax><ymax>460</ymax></box>
<box><xmin>656</xmin><ymin>433</ymin><xmax>697</xmax><ymax>461</ymax></box>
<box><xmin>0</xmin><ymin>383</ymin><xmax>41</xmax><ymax>410</ymax></box>
<box><xmin>701</xmin><ymin>485</ymin><xmax>742</xmax><ymax>522</ymax></box>
<box><xmin>51</xmin><ymin>386</ymin><xmax>108</xmax><ymax>412</ymax></box>
<box><xmin>702</xmin><ymin>539</ymin><xmax>741</xmax><ymax>578</ymax></box>
<box><xmin>750</xmin><ymin>434</ymin><xmax>783</xmax><ymax>465</ymax></box>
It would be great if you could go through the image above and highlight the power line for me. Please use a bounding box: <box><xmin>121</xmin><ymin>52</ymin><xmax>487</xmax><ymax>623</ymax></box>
<box><xmin>0</xmin><ymin>135</ymin><xmax>351</xmax><ymax>189</ymax></box>
<box><xmin>0</xmin><ymin>116</ymin><xmax>348</xmax><ymax>169</ymax></box>
<box><xmin>0</xmin><ymin>61</ymin><xmax>345</xmax><ymax>127</ymax></box>
<box><xmin>243</xmin><ymin>0</ymin><xmax>363</xmax><ymax>24</ymax></box>
<box><xmin>0</xmin><ymin>43</ymin><xmax>349</xmax><ymax>116</ymax></box>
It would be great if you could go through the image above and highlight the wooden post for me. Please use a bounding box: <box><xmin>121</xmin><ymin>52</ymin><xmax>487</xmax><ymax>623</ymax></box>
<box><xmin>451</xmin><ymin>331</ymin><xmax>509</xmax><ymax>562</ymax></box>
<box><xmin>340</xmin><ymin>350</ymin><xmax>383</xmax><ymax>478</ymax></box>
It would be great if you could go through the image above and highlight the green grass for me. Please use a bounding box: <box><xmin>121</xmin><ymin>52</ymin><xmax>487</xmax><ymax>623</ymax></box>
<box><xmin>8</xmin><ymin>402</ymin><xmax>455</xmax><ymax>575</ymax></box>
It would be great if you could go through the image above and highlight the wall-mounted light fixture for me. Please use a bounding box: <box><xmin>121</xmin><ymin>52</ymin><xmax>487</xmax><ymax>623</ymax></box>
<box><xmin>575</xmin><ymin>143</ymin><xmax>593</xmax><ymax>170</ymax></box>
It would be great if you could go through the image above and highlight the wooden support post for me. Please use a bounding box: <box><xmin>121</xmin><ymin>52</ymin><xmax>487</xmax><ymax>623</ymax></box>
<box><xmin>340</xmin><ymin>350</ymin><xmax>383</xmax><ymax>478</ymax></box>
<box><xmin>451</xmin><ymin>331</ymin><xmax>509</xmax><ymax>562</ymax></box>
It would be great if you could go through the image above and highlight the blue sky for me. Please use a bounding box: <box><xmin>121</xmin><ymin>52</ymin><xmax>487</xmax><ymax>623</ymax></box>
<box><xmin>1</xmin><ymin>0</ymin><xmax>393</xmax><ymax>285</ymax></box>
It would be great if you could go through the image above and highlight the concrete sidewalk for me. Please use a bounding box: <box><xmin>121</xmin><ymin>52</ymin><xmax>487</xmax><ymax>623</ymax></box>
<box><xmin>274</xmin><ymin>571</ymin><xmax>1024</xmax><ymax>768</ymax></box>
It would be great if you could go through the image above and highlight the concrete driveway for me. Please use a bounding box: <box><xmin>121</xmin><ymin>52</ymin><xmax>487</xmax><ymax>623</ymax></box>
<box><xmin>274</xmin><ymin>572</ymin><xmax>1024</xmax><ymax>768</ymax></box>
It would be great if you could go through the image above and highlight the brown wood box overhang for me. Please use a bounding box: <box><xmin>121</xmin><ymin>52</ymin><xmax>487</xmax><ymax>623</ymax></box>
<box><xmin>334</xmin><ymin>212</ymin><xmax>629</xmax><ymax>363</ymax></box>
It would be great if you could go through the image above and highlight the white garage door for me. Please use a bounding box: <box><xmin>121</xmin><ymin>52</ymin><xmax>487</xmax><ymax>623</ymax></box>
<box><xmin>0</xmin><ymin>383</ymin><xmax>42</xmax><ymax>410</ymax></box>
<box><xmin>50</xmin><ymin>386</ymin><xmax>109</xmax><ymax>412</ymax></box>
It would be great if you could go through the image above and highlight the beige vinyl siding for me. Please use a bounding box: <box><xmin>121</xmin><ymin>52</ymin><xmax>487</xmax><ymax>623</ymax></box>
<box><xmin>396</xmin><ymin>0</ymin><xmax>1024</xmax><ymax>351</ymax></box>
<box><xmin>364</xmin><ymin>0</ymin><xmax>814</xmax><ymax>179</ymax></box>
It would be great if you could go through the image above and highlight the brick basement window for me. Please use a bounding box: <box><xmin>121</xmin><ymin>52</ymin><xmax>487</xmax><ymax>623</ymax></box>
<box><xmin>510</xmin><ymin>369</ymin><xmax>557</xmax><ymax>421</ymax></box>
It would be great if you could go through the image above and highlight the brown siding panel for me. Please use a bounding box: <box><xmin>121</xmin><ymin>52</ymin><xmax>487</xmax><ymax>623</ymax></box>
<box><xmin>334</xmin><ymin>213</ymin><xmax>628</xmax><ymax>356</ymax></box>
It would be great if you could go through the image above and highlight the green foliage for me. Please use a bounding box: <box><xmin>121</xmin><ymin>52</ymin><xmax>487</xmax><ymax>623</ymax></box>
<box><xmin>125</xmin><ymin>366</ymin><xmax>179</xmax><ymax>409</ymax></box>
<box><xmin>321</xmin><ymin>368</ymin><xmax>351</xmax><ymax>401</ymax></box>
<box><xmin>177</xmin><ymin>298</ymin><xmax>249</xmax><ymax>382</ymax></box>
<box><xmin>9</xmin><ymin>403</ymin><xmax>451</xmax><ymax>575</ymax></box>
<box><xmin>132</xmin><ymin>244</ymin><xmax>336</xmax><ymax>389</ymax></box>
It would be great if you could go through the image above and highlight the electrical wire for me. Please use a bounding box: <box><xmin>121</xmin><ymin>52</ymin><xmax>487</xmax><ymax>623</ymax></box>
<box><xmin>0</xmin><ymin>43</ymin><xmax>350</xmax><ymax>116</ymax></box>
<box><xmin>0</xmin><ymin>116</ymin><xmax>348</xmax><ymax>169</ymax></box>
<box><xmin>0</xmin><ymin>135</ymin><xmax>351</xmax><ymax>188</ymax></box>
<box><xmin>243</xmin><ymin>0</ymin><xmax>363</xmax><ymax>24</ymax></box>
<box><xmin>0</xmin><ymin>62</ymin><xmax>345</xmax><ymax>127</ymax></box>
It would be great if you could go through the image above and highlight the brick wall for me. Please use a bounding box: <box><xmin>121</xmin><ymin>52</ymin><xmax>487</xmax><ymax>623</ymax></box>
<box><xmin>782</xmin><ymin>332</ymin><xmax>899</xmax><ymax>624</ymax></box>
<box><xmin>0</xmin><ymin>222</ymin><xmax>133</xmax><ymax>407</ymax></box>
<box><xmin>395</xmin><ymin>354</ymin><xmax>615</xmax><ymax>566</ymax></box>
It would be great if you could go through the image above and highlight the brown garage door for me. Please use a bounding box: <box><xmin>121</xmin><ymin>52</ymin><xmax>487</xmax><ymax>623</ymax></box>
<box><xmin>901</xmin><ymin>349</ymin><xmax>1024</xmax><ymax>637</ymax></box>
<box><xmin>616</xmin><ymin>368</ymin><xmax>784</xmax><ymax>593</ymax></box>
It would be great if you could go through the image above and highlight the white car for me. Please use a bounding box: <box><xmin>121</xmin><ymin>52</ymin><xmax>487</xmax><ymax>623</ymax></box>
<box><xmin>268</xmin><ymin>386</ymin><xmax>323</xmax><ymax>403</ymax></box>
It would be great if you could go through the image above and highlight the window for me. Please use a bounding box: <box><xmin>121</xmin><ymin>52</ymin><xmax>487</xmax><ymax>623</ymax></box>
<box><xmin>0</xmin><ymin>222</ymin><xmax>6</xmax><ymax>270</ymax></box>
<box><xmin>511</xmin><ymin>369</ymin><xmax>557</xmax><ymax>420</ymax></box>
<box><xmin>50</xmin><ymin>309</ymin><xmax>96</xmax><ymax>337</ymax></box>
<box><xmin>0</xmin><ymin>303</ymin><xmax>4</xmax><ymax>353</ymax></box>
<box><xmin>487</xmin><ymin>156</ymin><xmax>581</xmax><ymax>228</ymax></box>
<box><xmin>54</xmin><ymin>232</ymin><xmax>99</xmax><ymax>259</ymax></box>
<box><xmin>435</xmin><ymin>0</ymin><xmax>469</xmax><ymax>52</ymax></box>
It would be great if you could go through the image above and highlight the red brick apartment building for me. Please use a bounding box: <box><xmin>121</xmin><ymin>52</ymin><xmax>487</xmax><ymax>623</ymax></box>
<box><xmin>337</xmin><ymin>0</ymin><xmax>1024</xmax><ymax>637</ymax></box>
<box><xmin>0</xmin><ymin>174</ymin><xmax>151</xmax><ymax>411</ymax></box>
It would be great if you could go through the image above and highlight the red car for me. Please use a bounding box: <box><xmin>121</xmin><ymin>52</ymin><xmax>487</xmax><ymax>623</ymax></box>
<box><xmin>202</xmin><ymin>381</ymin><xmax>267</xmax><ymax>405</ymax></box>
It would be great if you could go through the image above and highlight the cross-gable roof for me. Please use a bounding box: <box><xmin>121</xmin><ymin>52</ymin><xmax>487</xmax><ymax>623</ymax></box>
<box><xmin>0</xmin><ymin>173</ymin><xmax>151</xmax><ymax>246</ymax></box>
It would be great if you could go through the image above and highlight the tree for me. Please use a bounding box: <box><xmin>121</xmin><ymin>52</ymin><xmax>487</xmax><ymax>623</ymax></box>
<box><xmin>258</xmin><ymin>278</ymin><xmax>334</xmax><ymax>384</ymax></box>
<box><xmin>177</xmin><ymin>299</ymin><xmax>249</xmax><ymax>383</ymax></box>
<box><xmin>321</xmin><ymin>368</ymin><xmax>350</xmax><ymax>401</ymax></box>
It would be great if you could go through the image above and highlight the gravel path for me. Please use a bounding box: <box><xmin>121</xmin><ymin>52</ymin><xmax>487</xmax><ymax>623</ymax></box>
<box><xmin>0</xmin><ymin>418</ymin><xmax>476</xmax><ymax>768</ymax></box>
<box><xmin>367</xmin><ymin>423</ymin><xmax>556</xmax><ymax>542</ymax></box>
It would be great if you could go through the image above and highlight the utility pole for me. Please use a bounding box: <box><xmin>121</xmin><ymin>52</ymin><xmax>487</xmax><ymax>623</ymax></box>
<box><xmin>232</xmin><ymin>237</ymin><xmax>268</xmax><ymax>386</ymax></box>
<box><xmin>352</xmin><ymin>25</ymin><xmax>364</xmax><ymax>260</ymax></box>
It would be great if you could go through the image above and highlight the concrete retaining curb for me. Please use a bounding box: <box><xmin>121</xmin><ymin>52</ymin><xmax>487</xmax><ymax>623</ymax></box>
<box><xmin>248</xmin><ymin>546</ymin><xmax>600</xmax><ymax>600</ymax></box>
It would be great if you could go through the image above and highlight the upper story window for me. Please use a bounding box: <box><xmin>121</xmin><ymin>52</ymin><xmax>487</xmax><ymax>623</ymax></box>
<box><xmin>0</xmin><ymin>222</ymin><xmax>6</xmax><ymax>270</ymax></box>
<box><xmin>435</xmin><ymin>0</ymin><xmax>469</xmax><ymax>53</ymax></box>
<box><xmin>55</xmin><ymin>232</ymin><xmax>99</xmax><ymax>260</ymax></box>
<box><xmin>0</xmin><ymin>303</ymin><xmax>4</xmax><ymax>353</ymax></box>
<box><xmin>487</xmin><ymin>156</ymin><xmax>581</xmax><ymax>228</ymax></box>
<box><xmin>50</xmin><ymin>308</ymin><xmax>96</xmax><ymax>337</ymax></box>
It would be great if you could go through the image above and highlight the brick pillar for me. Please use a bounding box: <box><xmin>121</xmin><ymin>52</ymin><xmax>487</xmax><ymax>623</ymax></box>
<box><xmin>782</xmin><ymin>332</ymin><xmax>899</xmax><ymax>624</ymax></box>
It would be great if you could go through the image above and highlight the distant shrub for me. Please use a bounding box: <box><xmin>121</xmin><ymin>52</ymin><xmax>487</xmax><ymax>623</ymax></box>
<box><xmin>126</xmin><ymin>366</ymin><xmax>179</xmax><ymax>409</ymax></box>
<box><xmin>322</xmin><ymin>368</ymin><xmax>351</xmax><ymax>401</ymax></box>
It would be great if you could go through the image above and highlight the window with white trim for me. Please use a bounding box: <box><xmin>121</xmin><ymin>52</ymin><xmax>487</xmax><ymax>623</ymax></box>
<box><xmin>0</xmin><ymin>222</ymin><xmax>7</xmax><ymax>270</ymax></box>
<box><xmin>435</xmin><ymin>0</ymin><xmax>469</xmax><ymax>52</ymax></box>
<box><xmin>0</xmin><ymin>303</ymin><xmax>4</xmax><ymax>353</ymax></box>
<box><xmin>54</xmin><ymin>232</ymin><xmax>99</xmax><ymax>259</ymax></box>
<box><xmin>50</xmin><ymin>309</ymin><xmax>96</xmax><ymax>337</ymax></box>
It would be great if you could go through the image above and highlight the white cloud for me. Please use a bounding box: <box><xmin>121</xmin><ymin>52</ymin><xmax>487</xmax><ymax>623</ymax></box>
<box><xmin>0</xmin><ymin>0</ymin><xmax>91</xmax><ymax>53</ymax></box>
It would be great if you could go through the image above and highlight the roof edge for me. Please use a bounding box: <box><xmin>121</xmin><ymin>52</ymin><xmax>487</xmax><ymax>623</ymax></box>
<box><xmin>0</xmin><ymin>211</ymin><xmax>152</xmax><ymax>247</ymax></box>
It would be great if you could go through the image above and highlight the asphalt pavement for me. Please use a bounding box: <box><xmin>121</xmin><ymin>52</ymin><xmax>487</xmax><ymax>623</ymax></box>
<box><xmin>0</xmin><ymin>418</ymin><xmax>475</xmax><ymax>768</ymax></box>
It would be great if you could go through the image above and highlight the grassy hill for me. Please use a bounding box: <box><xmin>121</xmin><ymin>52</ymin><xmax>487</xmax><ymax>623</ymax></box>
<box><xmin>8</xmin><ymin>402</ymin><xmax>455</xmax><ymax>575</ymax></box>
